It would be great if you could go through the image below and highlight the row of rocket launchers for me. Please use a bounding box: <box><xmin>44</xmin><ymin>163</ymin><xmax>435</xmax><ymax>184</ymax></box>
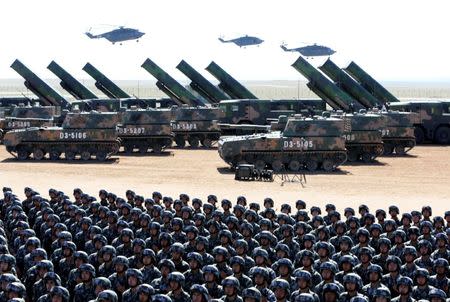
<box><xmin>7</xmin><ymin>56</ymin><xmax>400</xmax><ymax>114</ymax></box>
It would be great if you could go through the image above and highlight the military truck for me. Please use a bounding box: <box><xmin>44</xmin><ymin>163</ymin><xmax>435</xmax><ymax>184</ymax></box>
<box><xmin>388</xmin><ymin>101</ymin><xmax>450</xmax><ymax>144</ymax></box>
<box><xmin>343</xmin><ymin>61</ymin><xmax>448</xmax><ymax>144</ymax></box>
<box><xmin>3</xmin><ymin>111</ymin><xmax>120</xmax><ymax>161</ymax></box>
<box><xmin>218</xmin><ymin>115</ymin><xmax>347</xmax><ymax>172</ymax></box>
<box><xmin>118</xmin><ymin>108</ymin><xmax>173</xmax><ymax>153</ymax></box>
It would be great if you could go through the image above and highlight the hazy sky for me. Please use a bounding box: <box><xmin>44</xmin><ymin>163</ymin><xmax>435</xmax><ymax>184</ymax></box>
<box><xmin>1</xmin><ymin>0</ymin><xmax>449</xmax><ymax>82</ymax></box>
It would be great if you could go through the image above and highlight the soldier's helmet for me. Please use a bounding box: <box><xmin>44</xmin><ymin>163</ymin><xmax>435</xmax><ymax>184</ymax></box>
<box><xmin>93</xmin><ymin>277</ymin><xmax>112</xmax><ymax>289</ymax></box>
<box><xmin>349</xmin><ymin>297</ymin><xmax>369</xmax><ymax>302</ymax></box>
<box><xmin>428</xmin><ymin>288</ymin><xmax>447</xmax><ymax>301</ymax></box>
<box><xmin>397</xmin><ymin>276</ymin><xmax>413</xmax><ymax>290</ymax></box>
<box><xmin>343</xmin><ymin>273</ymin><xmax>363</xmax><ymax>290</ymax></box>
<box><xmin>125</xmin><ymin>268</ymin><xmax>143</xmax><ymax>284</ymax></box>
<box><xmin>168</xmin><ymin>272</ymin><xmax>185</xmax><ymax>286</ymax></box>
<box><xmin>97</xmin><ymin>290</ymin><xmax>118</xmax><ymax>302</ymax></box>
<box><xmin>6</xmin><ymin>282</ymin><xmax>26</xmax><ymax>297</ymax></box>
<box><xmin>295</xmin><ymin>293</ymin><xmax>316</xmax><ymax>302</ymax></box>
<box><xmin>152</xmin><ymin>294</ymin><xmax>173</xmax><ymax>302</ymax></box>
<box><xmin>79</xmin><ymin>263</ymin><xmax>96</xmax><ymax>278</ymax></box>
<box><xmin>320</xmin><ymin>261</ymin><xmax>338</xmax><ymax>274</ymax></box>
<box><xmin>414</xmin><ymin>268</ymin><xmax>430</xmax><ymax>281</ymax></box>
<box><xmin>203</xmin><ymin>265</ymin><xmax>220</xmax><ymax>279</ymax></box>
<box><xmin>372</xmin><ymin>287</ymin><xmax>391</xmax><ymax>299</ymax></box>
<box><xmin>50</xmin><ymin>286</ymin><xmax>70</xmax><ymax>301</ymax></box>
<box><xmin>137</xmin><ymin>284</ymin><xmax>155</xmax><ymax>296</ymax></box>
<box><xmin>230</xmin><ymin>256</ymin><xmax>246</xmax><ymax>267</ymax></box>
<box><xmin>191</xmin><ymin>284</ymin><xmax>210</xmax><ymax>301</ymax></box>
<box><xmin>294</xmin><ymin>269</ymin><xmax>312</xmax><ymax>282</ymax></box>
<box><xmin>222</xmin><ymin>276</ymin><xmax>241</xmax><ymax>290</ymax></box>
<box><xmin>242</xmin><ymin>287</ymin><xmax>262</xmax><ymax>301</ymax></box>
<box><xmin>250</xmin><ymin>267</ymin><xmax>269</xmax><ymax>281</ymax></box>
<box><xmin>270</xmin><ymin>279</ymin><xmax>291</xmax><ymax>295</ymax></box>
<box><xmin>323</xmin><ymin>283</ymin><xmax>340</xmax><ymax>294</ymax></box>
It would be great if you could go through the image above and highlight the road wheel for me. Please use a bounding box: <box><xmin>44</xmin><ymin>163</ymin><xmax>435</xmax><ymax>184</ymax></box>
<box><xmin>188</xmin><ymin>136</ymin><xmax>200</xmax><ymax>148</ymax></box>
<box><xmin>395</xmin><ymin>146</ymin><xmax>406</xmax><ymax>155</ymax></box>
<box><xmin>17</xmin><ymin>149</ymin><xmax>30</xmax><ymax>160</ymax></box>
<box><xmin>201</xmin><ymin>138</ymin><xmax>213</xmax><ymax>148</ymax></box>
<box><xmin>65</xmin><ymin>151</ymin><xmax>76</xmax><ymax>161</ymax></box>
<box><xmin>414</xmin><ymin>127</ymin><xmax>425</xmax><ymax>144</ymax></box>
<box><xmin>361</xmin><ymin>153</ymin><xmax>373</xmax><ymax>163</ymax></box>
<box><xmin>175</xmin><ymin>136</ymin><xmax>186</xmax><ymax>148</ymax></box>
<box><xmin>138</xmin><ymin>144</ymin><xmax>148</xmax><ymax>154</ymax></box>
<box><xmin>383</xmin><ymin>144</ymin><xmax>394</xmax><ymax>155</ymax></box>
<box><xmin>435</xmin><ymin>127</ymin><xmax>450</xmax><ymax>144</ymax></box>
<box><xmin>255</xmin><ymin>160</ymin><xmax>266</xmax><ymax>171</ymax></box>
<box><xmin>49</xmin><ymin>150</ymin><xmax>61</xmax><ymax>160</ymax></box>
<box><xmin>81</xmin><ymin>151</ymin><xmax>91</xmax><ymax>161</ymax></box>
<box><xmin>123</xmin><ymin>143</ymin><xmax>134</xmax><ymax>154</ymax></box>
<box><xmin>271</xmin><ymin>160</ymin><xmax>284</xmax><ymax>172</ymax></box>
<box><xmin>95</xmin><ymin>152</ymin><xmax>107</xmax><ymax>161</ymax></box>
<box><xmin>306</xmin><ymin>159</ymin><xmax>318</xmax><ymax>172</ymax></box>
<box><xmin>33</xmin><ymin>148</ymin><xmax>45</xmax><ymax>160</ymax></box>
<box><xmin>322</xmin><ymin>160</ymin><xmax>334</xmax><ymax>172</ymax></box>
<box><xmin>152</xmin><ymin>144</ymin><xmax>162</xmax><ymax>154</ymax></box>
<box><xmin>288</xmin><ymin>160</ymin><xmax>301</xmax><ymax>172</ymax></box>
<box><xmin>347</xmin><ymin>151</ymin><xmax>359</xmax><ymax>162</ymax></box>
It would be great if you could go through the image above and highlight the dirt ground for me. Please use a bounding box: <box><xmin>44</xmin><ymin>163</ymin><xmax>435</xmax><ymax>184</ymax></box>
<box><xmin>0</xmin><ymin>145</ymin><xmax>448</xmax><ymax>214</ymax></box>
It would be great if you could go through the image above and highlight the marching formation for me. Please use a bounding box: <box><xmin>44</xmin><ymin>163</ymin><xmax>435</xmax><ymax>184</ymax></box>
<box><xmin>0</xmin><ymin>187</ymin><xmax>449</xmax><ymax>302</ymax></box>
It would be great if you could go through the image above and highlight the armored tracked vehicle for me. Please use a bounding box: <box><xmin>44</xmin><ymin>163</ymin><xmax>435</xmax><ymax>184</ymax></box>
<box><xmin>218</xmin><ymin>115</ymin><xmax>347</xmax><ymax>172</ymax></box>
<box><xmin>3</xmin><ymin>111</ymin><xmax>120</xmax><ymax>161</ymax></box>
<box><xmin>118</xmin><ymin>108</ymin><xmax>173</xmax><ymax>154</ymax></box>
<box><xmin>171</xmin><ymin>106</ymin><xmax>222</xmax><ymax>148</ymax></box>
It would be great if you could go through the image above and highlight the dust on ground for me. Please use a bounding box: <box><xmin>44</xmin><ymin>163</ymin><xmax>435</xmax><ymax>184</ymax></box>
<box><xmin>0</xmin><ymin>145</ymin><xmax>448</xmax><ymax>214</ymax></box>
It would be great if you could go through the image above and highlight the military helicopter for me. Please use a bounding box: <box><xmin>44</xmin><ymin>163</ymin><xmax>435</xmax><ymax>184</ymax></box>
<box><xmin>281</xmin><ymin>43</ymin><xmax>336</xmax><ymax>58</ymax></box>
<box><xmin>85</xmin><ymin>26</ymin><xmax>145</xmax><ymax>45</ymax></box>
<box><xmin>218</xmin><ymin>35</ymin><xmax>264</xmax><ymax>47</ymax></box>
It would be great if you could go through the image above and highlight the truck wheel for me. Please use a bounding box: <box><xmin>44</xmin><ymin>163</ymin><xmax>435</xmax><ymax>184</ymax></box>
<box><xmin>95</xmin><ymin>152</ymin><xmax>107</xmax><ymax>161</ymax></box>
<box><xmin>124</xmin><ymin>144</ymin><xmax>134</xmax><ymax>154</ymax></box>
<box><xmin>188</xmin><ymin>137</ymin><xmax>200</xmax><ymax>148</ymax></box>
<box><xmin>33</xmin><ymin>148</ymin><xmax>45</xmax><ymax>160</ymax></box>
<box><xmin>288</xmin><ymin>160</ymin><xmax>301</xmax><ymax>172</ymax></box>
<box><xmin>175</xmin><ymin>136</ymin><xmax>186</xmax><ymax>148</ymax></box>
<box><xmin>395</xmin><ymin>146</ymin><xmax>406</xmax><ymax>155</ymax></box>
<box><xmin>434</xmin><ymin>127</ymin><xmax>450</xmax><ymax>144</ymax></box>
<box><xmin>322</xmin><ymin>160</ymin><xmax>334</xmax><ymax>172</ymax></box>
<box><xmin>65</xmin><ymin>151</ymin><xmax>76</xmax><ymax>161</ymax></box>
<box><xmin>271</xmin><ymin>160</ymin><xmax>284</xmax><ymax>172</ymax></box>
<box><xmin>49</xmin><ymin>150</ymin><xmax>61</xmax><ymax>160</ymax></box>
<box><xmin>81</xmin><ymin>151</ymin><xmax>91</xmax><ymax>161</ymax></box>
<box><xmin>201</xmin><ymin>138</ymin><xmax>213</xmax><ymax>148</ymax></box>
<box><xmin>306</xmin><ymin>160</ymin><xmax>318</xmax><ymax>172</ymax></box>
<box><xmin>17</xmin><ymin>150</ymin><xmax>30</xmax><ymax>160</ymax></box>
<box><xmin>414</xmin><ymin>127</ymin><xmax>425</xmax><ymax>144</ymax></box>
<box><xmin>152</xmin><ymin>144</ymin><xmax>162</xmax><ymax>154</ymax></box>
<box><xmin>383</xmin><ymin>144</ymin><xmax>394</xmax><ymax>155</ymax></box>
<box><xmin>361</xmin><ymin>153</ymin><xmax>373</xmax><ymax>163</ymax></box>
<box><xmin>138</xmin><ymin>144</ymin><xmax>148</xmax><ymax>154</ymax></box>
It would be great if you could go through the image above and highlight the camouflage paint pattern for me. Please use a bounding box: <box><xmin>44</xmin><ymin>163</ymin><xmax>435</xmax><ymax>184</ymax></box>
<box><xmin>3</xmin><ymin>111</ymin><xmax>120</xmax><ymax>161</ymax></box>
<box><xmin>10</xmin><ymin>59</ymin><xmax>71</xmax><ymax>109</ymax></box>
<box><xmin>205</xmin><ymin>61</ymin><xmax>257</xmax><ymax>99</ymax></box>
<box><xmin>141</xmin><ymin>58</ymin><xmax>206</xmax><ymax>106</ymax></box>
<box><xmin>218</xmin><ymin>99</ymin><xmax>326</xmax><ymax>125</ymax></box>
<box><xmin>176</xmin><ymin>60</ymin><xmax>229</xmax><ymax>104</ymax></box>
<box><xmin>82</xmin><ymin>63</ymin><xmax>131</xmax><ymax>99</ymax></box>
<box><xmin>389</xmin><ymin>101</ymin><xmax>450</xmax><ymax>144</ymax></box>
<box><xmin>319</xmin><ymin>59</ymin><xmax>381</xmax><ymax>108</ymax></box>
<box><xmin>291</xmin><ymin>56</ymin><xmax>364</xmax><ymax>111</ymax></box>
<box><xmin>117</xmin><ymin>108</ymin><xmax>173</xmax><ymax>153</ymax></box>
<box><xmin>218</xmin><ymin>116</ymin><xmax>347</xmax><ymax>172</ymax></box>
<box><xmin>344</xmin><ymin>61</ymin><xmax>400</xmax><ymax>105</ymax></box>
<box><xmin>48</xmin><ymin>61</ymin><xmax>98</xmax><ymax>100</ymax></box>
